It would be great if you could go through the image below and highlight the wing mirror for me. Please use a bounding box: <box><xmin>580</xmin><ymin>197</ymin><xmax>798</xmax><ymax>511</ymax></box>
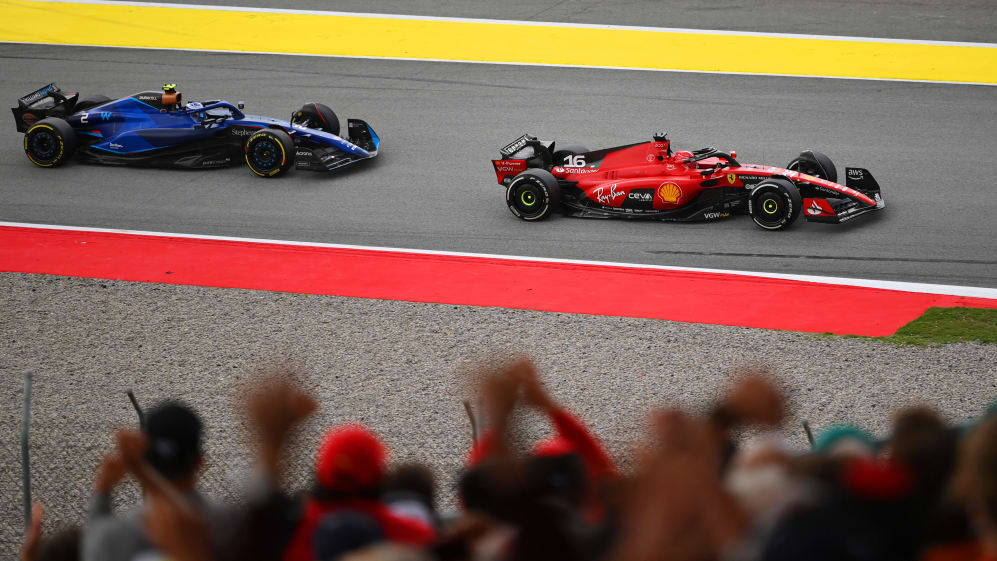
<box><xmin>237</xmin><ymin>100</ymin><xmax>245</xmax><ymax>109</ymax></box>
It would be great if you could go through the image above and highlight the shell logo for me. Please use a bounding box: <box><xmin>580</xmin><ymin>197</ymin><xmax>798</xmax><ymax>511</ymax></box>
<box><xmin>657</xmin><ymin>182</ymin><xmax>682</xmax><ymax>203</ymax></box>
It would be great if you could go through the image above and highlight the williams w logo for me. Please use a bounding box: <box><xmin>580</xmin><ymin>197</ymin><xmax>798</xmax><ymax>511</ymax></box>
<box><xmin>99</xmin><ymin>112</ymin><xmax>112</xmax><ymax>121</ymax></box>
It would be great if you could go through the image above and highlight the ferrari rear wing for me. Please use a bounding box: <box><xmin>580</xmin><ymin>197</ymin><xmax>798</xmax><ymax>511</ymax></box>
<box><xmin>492</xmin><ymin>159</ymin><xmax>528</xmax><ymax>185</ymax></box>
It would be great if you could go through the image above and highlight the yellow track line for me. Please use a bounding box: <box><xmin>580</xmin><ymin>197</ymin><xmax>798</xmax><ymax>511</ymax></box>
<box><xmin>1</xmin><ymin>0</ymin><xmax>995</xmax><ymax>85</ymax></box>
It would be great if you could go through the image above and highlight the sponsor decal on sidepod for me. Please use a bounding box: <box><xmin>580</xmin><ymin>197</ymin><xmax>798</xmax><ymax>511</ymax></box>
<box><xmin>657</xmin><ymin>182</ymin><xmax>682</xmax><ymax>203</ymax></box>
<box><xmin>594</xmin><ymin>184</ymin><xmax>626</xmax><ymax>205</ymax></box>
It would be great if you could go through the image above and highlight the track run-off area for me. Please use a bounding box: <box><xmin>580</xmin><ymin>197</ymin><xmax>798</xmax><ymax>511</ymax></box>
<box><xmin>4</xmin><ymin>222</ymin><xmax>996</xmax><ymax>336</ymax></box>
<box><xmin>1</xmin><ymin>0</ymin><xmax>996</xmax><ymax>85</ymax></box>
<box><xmin>1</xmin><ymin>0</ymin><xmax>995</xmax><ymax>332</ymax></box>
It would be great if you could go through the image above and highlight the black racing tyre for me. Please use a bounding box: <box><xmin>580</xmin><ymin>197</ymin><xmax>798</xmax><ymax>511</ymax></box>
<box><xmin>787</xmin><ymin>150</ymin><xmax>837</xmax><ymax>183</ymax></box>
<box><xmin>244</xmin><ymin>128</ymin><xmax>295</xmax><ymax>177</ymax></box>
<box><xmin>551</xmin><ymin>144</ymin><xmax>590</xmax><ymax>166</ymax></box>
<box><xmin>23</xmin><ymin>117</ymin><xmax>76</xmax><ymax>168</ymax></box>
<box><xmin>74</xmin><ymin>95</ymin><xmax>112</xmax><ymax>112</ymax></box>
<box><xmin>291</xmin><ymin>102</ymin><xmax>340</xmax><ymax>136</ymax></box>
<box><xmin>506</xmin><ymin>169</ymin><xmax>560</xmax><ymax>221</ymax></box>
<box><xmin>749</xmin><ymin>178</ymin><xmax>802</xmax><ymax>230</ymax></box>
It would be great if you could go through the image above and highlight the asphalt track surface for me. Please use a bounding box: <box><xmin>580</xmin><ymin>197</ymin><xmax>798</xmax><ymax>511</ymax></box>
<box><xmin>2</xmin><ymin>43</ymin><xmax>996</xmax><ymax>287</ymax></box>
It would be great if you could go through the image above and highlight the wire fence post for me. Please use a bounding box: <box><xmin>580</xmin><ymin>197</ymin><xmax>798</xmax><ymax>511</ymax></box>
<box><xmin>22</xmin><ymin>370</ymin><xmax>34</xmax><ymax>531</ymax></box>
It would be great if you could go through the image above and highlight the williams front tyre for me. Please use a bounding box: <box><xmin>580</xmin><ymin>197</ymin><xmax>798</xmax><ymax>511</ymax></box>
<box><xmin>24</xmin><ymin>117</ymin><xmax>76</xmax><ymax>168</ymax></box>
<box><xmin>290</xmin><ymin>103</ymin><xmax>340</xmax><ymax>136</ymax></box>
<box><xmin>244</xmin><ymin>129</ymin><xmax>295</xmax><ymax>178</ymax></box>
<box><xmin>506</xmin><ymin>169</ymin><xmax>560</xmax><ymax>221</ymax></box>
<box><xmin>749</xmin><ymin>178</ymin><xmax>802</xmax><ymax>230</ymax></box>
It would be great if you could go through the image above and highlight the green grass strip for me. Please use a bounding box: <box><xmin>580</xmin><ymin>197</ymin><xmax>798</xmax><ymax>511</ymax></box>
<box><xmin>821</xmin><ymin>306</ymin><xmax>997</xmax><ymax>346</ymax></box>
<box><xmin>887</xmin><ymin>306</ymin><xmax>997</xmax><ymax>346</ymax></box>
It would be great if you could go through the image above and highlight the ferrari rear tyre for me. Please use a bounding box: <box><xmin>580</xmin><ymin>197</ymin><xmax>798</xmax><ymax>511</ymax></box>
<box><xmin>244</xmin><ymin>129</ymin><xmax>295</xmax><ymax>178</ymax></box>
<box><xmin>749</xmin><ymin>178</ymin><xmax>802</xmax><ymax>230</ymax></box>
<box><xmin>24</xmin><ymin>117</ymin><xmax>76</xmax><ymax>168</ymax></box>
<box><xmin>787</xmin><ymin>150</ymin><xmax>837</xmax><ymax>183</ymax></box>
<box><xmin>291</xmin><ymin>103</ymin><xmax>340</xmax><ymax>136</ymax></box>
<box><xmin>552</xmin><ymin>144</ymin><xmax>590</xmax><ymax>166</ymax></box>
<box><xmin>506</xmin><ymin>169</ymin><xmax>560</xmax><ymax>221</ymax></box>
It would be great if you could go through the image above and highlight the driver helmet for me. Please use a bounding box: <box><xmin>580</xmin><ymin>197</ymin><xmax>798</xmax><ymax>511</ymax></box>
<box><xmin>162</xmin><ymin>83</ymin><xmax>182</xmax><ymax>110</ymax></box>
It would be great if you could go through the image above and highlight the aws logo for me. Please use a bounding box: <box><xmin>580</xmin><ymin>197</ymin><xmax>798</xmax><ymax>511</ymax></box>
<box><xmin>657</xmin><ymin>182</ymin><xmax>682</xmax><ymax>203</ymax></box>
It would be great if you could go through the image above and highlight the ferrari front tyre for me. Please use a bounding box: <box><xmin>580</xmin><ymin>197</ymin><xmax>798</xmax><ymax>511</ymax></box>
<box><xmin>787</xmin><ymin>150</ymin><xmax>837</xmax><ymax>183</ymax></box>
<box><xmin>506</xmin><ymin>170</ymin><xmax>560</xmax><ymax>221</ymax></box>
<box><xmin>749</xmin><ymin>178</ymin><xmax>802</xmax><ymax>230</ymax></box>
<box><xmin>291</xmin><ymin>103</ymin><xmax>340</xmax><ymax>136</ymax></box>
<box><xmin>24</xmin><ymin>117</ymin><xmax>77</xmax><ymax>168</ymax></box>
<box><xmin>244</xmin><ymin>129</ymin><xmax>295</xmax><ymax>178</ymax></box>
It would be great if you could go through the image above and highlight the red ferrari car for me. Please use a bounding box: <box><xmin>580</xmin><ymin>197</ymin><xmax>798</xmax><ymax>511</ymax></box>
<box><xmin>490</xmin><ymin>133</ymin><xmax>884</xmax><ymax>230</ymax></box>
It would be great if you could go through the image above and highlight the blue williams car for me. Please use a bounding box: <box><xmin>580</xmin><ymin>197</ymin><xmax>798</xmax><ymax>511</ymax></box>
<box><xmin>12</xmin><ymin>83</ymin><xmax>379</xmax><ymax>177</ymax></box>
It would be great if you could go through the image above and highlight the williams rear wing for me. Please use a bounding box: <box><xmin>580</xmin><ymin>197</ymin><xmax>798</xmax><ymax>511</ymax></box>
<box><xmin>12</xmin><ymin>84</ymin><xmax>69</xmax><ymax>133</ymax></box>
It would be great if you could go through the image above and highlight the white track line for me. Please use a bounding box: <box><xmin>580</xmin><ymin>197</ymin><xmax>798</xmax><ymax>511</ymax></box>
<box><xmin>2</xmin><ymin>221</ymin><xmax>995</xmax><ymax>300</ymax></box>
<box><xmin>30</xmin><ymin>0</ymin><xmax>997</xmax><ymax>48</ymax></box>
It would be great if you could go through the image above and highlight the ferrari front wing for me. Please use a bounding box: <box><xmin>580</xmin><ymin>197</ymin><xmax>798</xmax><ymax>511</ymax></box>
<box><xmin>798</xmin><ymin>167</ymin><xmax>885</xmax><ymax>224</ymax></box>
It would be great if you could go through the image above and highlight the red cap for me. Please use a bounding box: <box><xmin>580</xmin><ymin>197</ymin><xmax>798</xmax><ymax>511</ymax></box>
<box><xmin>315</xmin><ymin>424</ymin><xmax>387</xmax><ymax>492</ymax></box>
<box><xmin>532</xmin><ymin>436</ymin><xmax>577</xmax><ymax>458</ymax></box>
<box><xmin>841</xmin><ymin>457</ymin><xmax>913</xmax><ymax>500</ymax></box>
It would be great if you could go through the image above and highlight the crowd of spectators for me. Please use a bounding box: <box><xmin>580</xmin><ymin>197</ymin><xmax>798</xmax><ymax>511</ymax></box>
<box><xmin>20</xmin><ymin>357</ymin><xmax>997</xmax><ymax>561</ymax></box>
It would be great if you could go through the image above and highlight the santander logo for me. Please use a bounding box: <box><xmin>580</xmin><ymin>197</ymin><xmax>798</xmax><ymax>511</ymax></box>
<box><xmin>805</xmin><ymin>199</ymin><xmax>833</xmax><ymax>217</ymax></box>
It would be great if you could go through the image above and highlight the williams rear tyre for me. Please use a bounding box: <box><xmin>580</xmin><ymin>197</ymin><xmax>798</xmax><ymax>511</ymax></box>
<box><xmin>244</xmin><ymin>129</ymin><xmax>295</xmax><ymax>178</ymax></box>
<box><xmin>787</xmin><ymin>150</ymin><xmax>837</xmax><ymax>183</ymax></box>
<box><xmin>749</xmin><ymin>178</ymin><xmax>802</xmax><ymax>230</ymax></box>
<box><xmin>552</xmin><ymin>144</ymin><xmax>590</xmax><ymax>166</ymax></box>
<box><xmin>506</xmin><ymin>169</ymin><xmax>560</xmax><ymax>221</ymax></box>
<box><xmin>291</xmin><ymin>103</ymin><xmax>340</xmax><ymax>136</ymax></box>
<box><xmin>23</xmin><ymin>117</ymin><xmax>76</xmax><ymax>168</ymax></box>
<box><xmin>74</xmin><ymin>95</ymin><xmax>112</xmax><ymax>112</ymax></box>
